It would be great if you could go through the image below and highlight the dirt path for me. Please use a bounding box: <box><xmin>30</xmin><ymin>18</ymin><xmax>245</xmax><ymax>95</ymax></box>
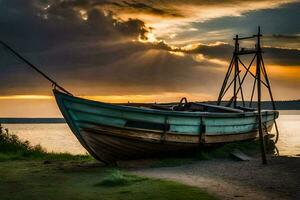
<box><xmin>132</xmin><ymin>156</ymin><xmax>300</xmax><ymax>200</ymax></box>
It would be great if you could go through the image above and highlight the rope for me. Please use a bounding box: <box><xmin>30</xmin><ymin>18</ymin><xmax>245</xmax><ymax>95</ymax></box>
<box><xmin>160</xmin><ymin>116</ymin><xmax>169</xmax><ymax>142</ymax></box>
<box><xmin>0</xmin><ymin>40</ymin><xmax>72</xmax><ymax>96</ymax></box>
<box><xmin>274</xmin><ymin>118</ymin><xmax>279</xmax><ymax>144</ymax></box>
<box><xmin>198</xmin><ymin>116</ymin><xmax>205</xmax><ymax>144</ymax></box>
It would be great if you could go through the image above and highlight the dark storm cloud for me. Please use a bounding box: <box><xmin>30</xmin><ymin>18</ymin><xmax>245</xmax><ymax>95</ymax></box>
<box><xmin>111</xmin><ymin>1</ymin><xmax>183</xmax><ymax>17</ymax></box>
<box><xmin>263</xmin><ymin>47</ymin><xmax>300</xmax><ymax>66</ymax></box>
<box><xmin>101</xmin><ymin>0</ymin><xmax>297</xmax><ymax>17</ymax></box>
<box><xmin>187</xmin><ymin>2</ymin><xmax>300</xmax><ymax>45</ymax></box>
<box><xmin>0</xmin><ymin>0</ymin><xmax>150</xmax><ymax>52</ymax></box>
<box><xmin>0</xmin><ymin>0</ymin><xmax>223</xmax><ymax>96</ymax></box>
<box><xmin>0</xmin><ymin>40</ymin><xmax>223</xmax><ymax>96</ymax></box>
<box><xmin>270</xmin><ymin>34</ymin><xmax>300</xmax><ymax>40</ymax></box>
<box><xmin>264</xmin><ymin>34</ymin><xmax>300</xmax><ymax>50</ymax></box>
<box><xmin>0</xmin><ymin>0</ymin><xmax>149</xmax><ymax>94</ymax></box>
<box><xmin>181</xmin><ymin>44</ymin><xmax>232</xmax><ymax>60</ymax></box>
<box><xmin>0</xmin><ymin>0</ymin><xmax>299</xmax><ymax>100</ymax></box>
<box><xmin>171</xmin><ymin>42</ymin><xmax>300</xmax><ymax>66</ymax></box>
<box><xmin>46</xmin><ymin>0</ymin><xmax>183</xmax><ymax>19</ymax></box>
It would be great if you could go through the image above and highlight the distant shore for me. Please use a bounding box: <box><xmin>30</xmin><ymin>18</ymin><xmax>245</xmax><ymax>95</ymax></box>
<box><xmin>0</xmin><ymin>118</ymin><xmax>66</xmax><ymax>124</ymax></box>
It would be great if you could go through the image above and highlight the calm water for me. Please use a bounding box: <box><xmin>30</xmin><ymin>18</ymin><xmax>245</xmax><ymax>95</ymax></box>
<box><xmin>3</xmin><ymin>111</ymin><xmax>300</xmax><ymax>156</ymax></box>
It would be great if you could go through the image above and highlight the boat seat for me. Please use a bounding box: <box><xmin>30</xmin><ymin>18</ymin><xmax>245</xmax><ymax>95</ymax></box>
<box><xmin>150</xmin><ymin>102</ymin><xmax>244</xmax><ymax>113</ymax></box>
<box><xmin>235</xmin><ymin>105</ymin><xmax>256</xmax><ymax>112</ymax></box>
<box><xmin>150</xmin><ymin>104</ymin><xmax>174</xmax><ymax>111</ymax></box>
<box><xmin>190</xmin><ymin>103</ymin><xmax>244</xmax><ymax>113</ymax></box>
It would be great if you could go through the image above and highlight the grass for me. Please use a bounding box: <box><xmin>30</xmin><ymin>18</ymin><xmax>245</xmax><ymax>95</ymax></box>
<box><xmin>0</xmin><ymin>123</ymin><xmax>91</xmax><ymax>162</ymax></box>
<box><xmin>0</xmin><ymin>124</ymin><xmax>218</xmax><ymax>199</ymax></box>
<box><xmin>97</xmin><ymin>169</ymin><xmax>147</xmax><ymax>186</ymax></box>
<box><xmin>0</xmin><ymin>160</ymin><xmax>218</xmax><ymax>200</ymax></box>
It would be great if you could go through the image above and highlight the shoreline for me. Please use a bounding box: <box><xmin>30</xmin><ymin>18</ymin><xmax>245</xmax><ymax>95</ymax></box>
<box><xmin>132</xmin><ymin>156</ymin><xmax>300</xmax><ymax>200</ymax></box>
<box><xmin>1</xmin><ymin>155</ymin><xmax>298</xmax><ymax>200</ymax></box>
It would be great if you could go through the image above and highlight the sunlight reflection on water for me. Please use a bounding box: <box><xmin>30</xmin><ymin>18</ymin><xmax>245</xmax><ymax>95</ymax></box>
<box><xmin>3</xmin><ymin>123</ymin><xmax>87</xmax><ymax>155</ymax></box>
<box><xmin>3</xmin><ymin>110</ymin><xmax>300</xmax><ymax>156</ymax></box>
<box><xmin>274</xmin><ymin>112</ymin><xmax>300</xmax><ymax>156</ymax></box>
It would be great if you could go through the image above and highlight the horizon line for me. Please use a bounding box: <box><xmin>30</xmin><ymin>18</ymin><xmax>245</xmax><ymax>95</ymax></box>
<box><xmin>0</xmin><ymin>95</ymin><xmax>299</xmax><ymax>103</ymax></box>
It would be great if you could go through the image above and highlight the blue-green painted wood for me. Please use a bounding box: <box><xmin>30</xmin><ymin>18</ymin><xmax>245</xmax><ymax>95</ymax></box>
<box><xmin>55</xmin><ymin>91</ymin><xmax>278</xmax><ymax>137</ymax></box>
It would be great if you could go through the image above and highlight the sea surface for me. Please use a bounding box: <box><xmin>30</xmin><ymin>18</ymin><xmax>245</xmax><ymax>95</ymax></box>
<box><xmin>2</xmin><ymin>110</ymin><xmax>300</xmax><ymax>156</ymax></box>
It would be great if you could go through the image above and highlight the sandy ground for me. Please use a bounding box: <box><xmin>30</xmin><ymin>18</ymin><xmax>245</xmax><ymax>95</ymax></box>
<box><xmin>131</xmin><ymin>156</ymin><xmax>300</xmax><ymax>200</ymax></box>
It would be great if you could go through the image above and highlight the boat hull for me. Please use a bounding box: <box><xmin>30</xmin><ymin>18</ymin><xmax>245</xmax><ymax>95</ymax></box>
<box><xmin>54</xmin><ymin>90</ymin><xmax>278</xmax><ymax>164</ymax></box>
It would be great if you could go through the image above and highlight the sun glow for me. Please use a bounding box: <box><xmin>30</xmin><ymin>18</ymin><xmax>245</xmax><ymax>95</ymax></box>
<box><xmin>0</xmin><ymin>93</ymin><xmax>213</xmax><ymax>103</ymax></box>
<box><xmin>138</xmin><ymin>32</ymin><xmax>159</xmax><ymax>43</ymax></box>
<box><xmin>181</xmin><ymin>43</ymin><xmax>200</xmax><ymax>51</ymax></box>
<box><xmin>79</xmin><ymin>10</ymin><xmax>88</xmax><ymax>21</ymax></box>
<box><xmin>168</xmin><ymin>51</ymin><xmax>185</xmax><ymax>57</ymax></box>
<box><xmin>83</xmin><ymin>92</ymin><xmax>213</xmax><ymax>103</ymax></box>
<box><xmin>43</xmin><ymin>4</ymin><xmax>51</xmax><ymax>10</ymax></box>
<box><xmin>192</xmin><ymin>54</ymin><xmax>227</xmax><ymax>66</ymax></box>
<box><xmin>267</xmin><ymin>65</ymin><xmax>300</xmax><ymax>80</ymax></box>
<box><xmin>0</xmin><ymin>95</ymin><xmax>53</xmax><ymax>100</ymax></box>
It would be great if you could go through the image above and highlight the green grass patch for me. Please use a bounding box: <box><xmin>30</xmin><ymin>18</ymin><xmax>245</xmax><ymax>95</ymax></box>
<box><xmin>96</xmin><ymin>169</ymin><xmax>147</xmax><ymax>187</ymax></box>
<box><xmin>0</xmin><ymin>160</ymin><xmax>218</xmax><ymax>200</ymax></box>
<box><xmin>0</xmin><ymin>124</ymin><xmax>91</xmax><ymax>161</ymax></box>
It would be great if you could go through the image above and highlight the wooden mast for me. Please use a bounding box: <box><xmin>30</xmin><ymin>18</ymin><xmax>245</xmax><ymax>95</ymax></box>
<box><xmin>233</xmin><ymin>35</ymin><xmax>239</xmax><ymax>108</ymax></box>
<box><xmin>256</xmin><ymin>26</ymin><xmax>267</xmax><ymax>164</ymax></box>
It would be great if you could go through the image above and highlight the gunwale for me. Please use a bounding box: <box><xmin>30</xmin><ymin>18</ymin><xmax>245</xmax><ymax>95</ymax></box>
<box><xmin>54</xmin><ymin>90</ymin><xmax>278</xmax><ymax>118</ymax></box>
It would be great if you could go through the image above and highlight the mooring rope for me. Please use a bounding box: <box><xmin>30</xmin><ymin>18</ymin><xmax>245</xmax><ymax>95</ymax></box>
<box><xmin>0</xmin><ymin>40</ymin><xmax>72</xmax><ymax>96</ymax></box>
<box><xmin>274</xmin><ymin>119</ymin><xmax>279</xmax><ymax>144</ymax></box>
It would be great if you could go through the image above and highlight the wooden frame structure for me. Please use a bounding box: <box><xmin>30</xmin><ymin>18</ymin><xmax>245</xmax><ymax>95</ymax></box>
<box><xmin>217</xmin><ymin>27</ymin><xmax>279</xmax><ymax>164</ymax></box>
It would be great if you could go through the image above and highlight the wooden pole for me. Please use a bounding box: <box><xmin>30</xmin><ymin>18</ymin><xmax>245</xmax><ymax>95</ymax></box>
<box><xmin>233</xmin><ymin>35</ymin><xmax>239</xmax><ymax>108</ymax></box>
<box><xmin>217</xmin><ymin>57</ymin><xmax>235</xmax><ymax>105</ymax></box>
<box><xmin>237</xmin><ymin>70</ymin><xmax>245</xmax><ymax>107</ymax></box>
<box><xmin>256</xmin><ymin>26</ymin><xmax>267</xmax><ymax>164</ymax></box>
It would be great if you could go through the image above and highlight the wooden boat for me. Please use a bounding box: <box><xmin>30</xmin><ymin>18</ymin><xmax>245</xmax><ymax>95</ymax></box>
<box><xmin>54</xmin><ymin>90</ymin><xmax>278</xmax><ymax>164</ymax></box>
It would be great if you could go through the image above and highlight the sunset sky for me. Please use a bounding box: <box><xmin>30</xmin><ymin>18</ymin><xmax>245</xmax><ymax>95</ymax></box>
<box><xmin>0</xmin><ymin>0</ymin><xmax>300</xmax><ymax>117</ymax></box>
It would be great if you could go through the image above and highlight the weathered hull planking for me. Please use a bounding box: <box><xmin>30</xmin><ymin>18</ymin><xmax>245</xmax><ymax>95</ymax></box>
<box><xmin>54</xmin><ymin>90</ymin><xmax>278</xmax><ymax>164</ymax></box>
